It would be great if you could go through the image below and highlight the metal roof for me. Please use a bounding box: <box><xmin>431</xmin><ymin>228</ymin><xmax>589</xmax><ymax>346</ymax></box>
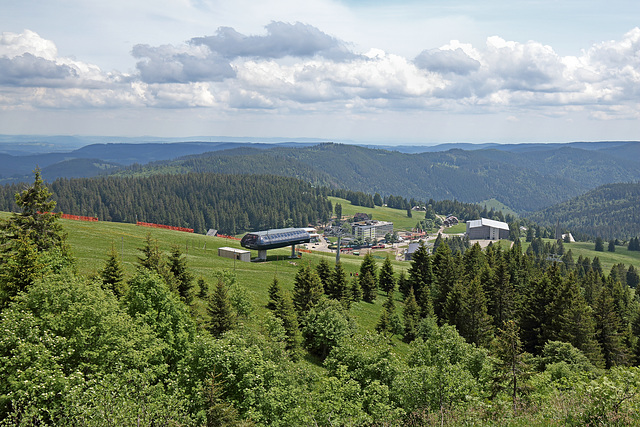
<box><xmin>467</xmin><ymin>218</ymin><xmax>509</xmax><ymax>231</ymax></box>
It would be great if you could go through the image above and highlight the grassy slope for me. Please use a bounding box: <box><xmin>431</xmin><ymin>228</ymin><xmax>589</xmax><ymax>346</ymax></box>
<box><xmin>521</xmin><ymin>239</ymin><xmax>640</xmax><ymax>272</ymax></box>
<box><xmin>329</xmin><ymin>196</ymin><xmax>424</xmax><ymax>231</ymax></box>
<box><xmin>0</xmin><ymin>211</ymin><xmax>410</xmax><ymax>353</ymax></box>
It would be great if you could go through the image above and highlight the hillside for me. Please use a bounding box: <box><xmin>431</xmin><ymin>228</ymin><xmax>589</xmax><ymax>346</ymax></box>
<box><xmin>116</xmin><ymin>142</ymin><xmax>640</xmax><ymax>212</ymax></box>
<box><xmin>528</xmin><ymin>182</ymin><xmax>640</xmax><ymax>240</ymax></box>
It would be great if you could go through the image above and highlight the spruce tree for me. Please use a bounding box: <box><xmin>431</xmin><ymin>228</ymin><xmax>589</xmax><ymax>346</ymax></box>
<box><xmin>328</xmin><ymin>261</ymin><xmax>349</xmax><ymax>306</ymax></box>
<box><xmin>595</xmin><ymin>237</ymin><xmax>604</xmax><ymax>252</ymax></box>
<box><xmin>593</xmin><ymin>284</ymin><xmax>629</xmax><ymax>368</ymax></box>
<box><xmin>275</xmin><ymin>291</ymin><xmax>303</xmax><ymax>360</ymax></box>
<box><xmin>378</xmin><ymin>254</ymin><xmax>396</xmax><ymax>295</ymax></box>
<box><xmin>360</xmin><ymin>269</ymin><xmax>377</xmax><ymax>303</ymax></box>
<box><xmin>207</xmin><ymin>279</ymin><xmax>234</xmax><ymax>337</ymax></box>
<box><xmin>168</xmin><ymin>245</ymin><xmax>194</xmax><ymax>304</ymax></box>
<box><xmin>267</xmin><ymin>276</ymin><xmax>283</xmax><ymax>310</ymax></box>
<box><xmin>349</xmin><ymin>276</ymin><xmax>363</xmax><ymax>303</ymax></box>
<box><xmin>492</xmin><ymin>320</ymin><xmax>529</xmax><ymax>414</ymax></box>
<box><xmin>100</xmin><ymin>244</ymin><xmax>127</xmax><ymax>298</ymax></box>
<box><xmin>407</xmin><ymin>241</ymin><xmax>433</xmax><ymax>317</ymax></box>
<box><xmin>397</xmin><ymin>270</ymin><xmax>411</xmax><ymax>300</ymax></box>
<box><xmin>316</xmin><ymin>257</ymin><xmax>333</xmax><ymax>294</ymax></box>
<box><xmin>292</xmin><ymin>263</ymin><xmax>324</xmax><ymax>319</ymax></box>
<box><xmin>359</xmin><ymin>253</ymin><xmax>378</xmax><ymax>289</ymax></box>
<box><xmin>432</xmin><ymin>242</ymin><xmax>458</xmax><ymax>322</ymax></box>
<box><xmin>403</xmin><ymin>287</ymin><xmax>421</xmax><ymax>342</ymax></box>
<box><xmin>459</xmin><ymin>276</ymin><xmax>493</xmax><ymax>348</ymax></box>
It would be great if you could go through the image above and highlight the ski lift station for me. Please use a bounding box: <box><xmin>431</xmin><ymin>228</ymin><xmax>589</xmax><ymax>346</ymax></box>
<box><xmin>240</xmin><ymin>227</ymin><xmax>311</xmax><ymax>261</ymax></box>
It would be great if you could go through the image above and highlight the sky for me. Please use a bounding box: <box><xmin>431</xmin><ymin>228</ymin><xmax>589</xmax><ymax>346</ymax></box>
<box><xmin>1</xmin><ymin>0</ymin><xmax>639</xmax><ymax>144</ymax></box>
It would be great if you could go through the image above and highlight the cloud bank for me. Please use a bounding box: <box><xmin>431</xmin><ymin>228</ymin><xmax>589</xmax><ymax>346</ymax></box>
<box><xmin>1</xmin><ymin>24</ymin><xmax>639</xmax><ymax>122</ymax></box>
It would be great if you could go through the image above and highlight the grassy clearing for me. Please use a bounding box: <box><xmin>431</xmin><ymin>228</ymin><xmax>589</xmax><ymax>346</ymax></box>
<box><xmin>443</xmin><ymin>222</ymin><xmax>466</xmax><ymax>234</ymax></box>
<box><xmin>478</xmin><ymin>198</ymin><xmax>519</xmax><ymax>218</ymax></box>
<box><xmin>329</xmin><ymin>196</ymin><xmax>423</xmax><ymax>231</ymax></box>
<box><xmin>521</xmin><ymin>239</ymin><xmax>640</xmax><ymax>271</ymax></box>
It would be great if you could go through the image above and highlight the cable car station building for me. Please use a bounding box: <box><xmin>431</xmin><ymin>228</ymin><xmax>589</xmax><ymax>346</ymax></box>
<box><xmin>240</xmin><ymin>227</ymin><xmax>311</xmax><ymax>261</ymax></box>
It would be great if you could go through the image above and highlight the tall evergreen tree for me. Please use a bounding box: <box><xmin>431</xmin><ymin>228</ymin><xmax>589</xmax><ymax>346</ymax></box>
<box><xmin>275</xmin><ymin>291</ymin><xmax>303</xmax><ymax>360</ymax></box>
<box><xmin>328</xmin><ymin>261</ymin><xmax>349</xmax><ymax>306</ymax></box>
<box><xmin>316</xmin><ymin>257</ymin><xmax>333</xmax><ymax>294</ymax></box>
<box><xmin>397</xmin><ymin>270</ymin><xmax>411</xmax><ymax>300</ymax></box>
<box><xmin>492</xmin><ymin>320</ymin><xmax>529</xmax><ymax>414</ymax></box>
<box><xmin>360</xmin><ymin>270</ymin><xmax>377</xmax><ymax>303</ymax></box>
<box><xmin>595</xmin><ymin>237</ymin><xmax>604</xmax><ymax>252</ymax></box>
<box><xmin>407</xmin><ymin>242</ymin><xmax>433</xmax><ymax>317</ymax></box>
<box><xmin>359</xmin><ymin>253</ymin><xmax>378</xmax><ymax>290</ymax></box>
<box><xmin>100</xmin><ymin>244</ymin><xmax>127</xmax><ymax>298</ymax></box>
<box><xmin>349</xmin><ymin>276</ymin><xmax>363</xmax><ymax>303</ymax></box>
<box><xmin>594</xmin><ymin>285</ymin><xmax>629</xmax><ymax>368</ymax></box>
<box><xmin>292</xmin><ymin>263</ymin><xmax>324</xmax><ymax>319</ymax></box>
<box><xmin>403</xmin><ymin>287</ymin><xmax>421</xmax><ymax>343</ymax></box>
<box><xmin>168</xmin><ymin>245</ymin><xmax>194</xmax><ymax>304</ymax></box>
<box><xmin>378</xmin><ymin>254</ymin><xmax>396</xmax><ymax>295</ymax></box>
<box><xmin>207</xmin><ymin>279</ymin><xmax>234</xmax><ymax>337</ymax></box>
<box><xmin>266</xmin><ymin>276</ymin><xmax>282</xmax><ymax>311</ymax></box>
<box><xmin>432</xmin><ymin>242</ymin><xmax>458</xmax><ymax>322</ymax></box>
<box><xmin>458</xmin><ymin>276</ymin><xmax>493</xmax><ymax>348</ymax></box>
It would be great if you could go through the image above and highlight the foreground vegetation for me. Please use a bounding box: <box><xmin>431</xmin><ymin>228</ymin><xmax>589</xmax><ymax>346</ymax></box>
<box><xmin>2</xmin><ymin>173</ymin><xmax>640</xmax><ymax>426</ymax></box>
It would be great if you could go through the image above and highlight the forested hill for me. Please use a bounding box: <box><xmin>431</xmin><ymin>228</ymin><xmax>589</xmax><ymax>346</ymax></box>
<box><xmin>118</xmin><ymin>142</ymin><xmax>640</xmax><ymax>212</ymax></box>
<box><xmin>0</xmin><ymin>173</ymin><xmax>334</xmax><ymax>235</ymax></box>
<box><xmin>528</xmin><ymin>182</ymin><xmax>640</xmax><ymax>240</ymax></box>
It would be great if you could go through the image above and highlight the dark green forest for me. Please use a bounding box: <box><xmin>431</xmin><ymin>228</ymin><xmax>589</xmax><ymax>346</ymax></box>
<box><xmin>2</xmin><ymin>174</ymin><xmax>640</xmax><ymax>425</ymax></box>
<box><xmin>0</xmin><ymin>173</ymin><xmax>334</xmax><ymax>235</ymax></box>
<box><xmin>113</xmin><ymin>143</ymin><xmax>640</xmax><ymax>212</ymax></box>
<box><xmin>528</xmin><ymin>183</ymin><xmax>640</xmax><ymax>240</ymax></box>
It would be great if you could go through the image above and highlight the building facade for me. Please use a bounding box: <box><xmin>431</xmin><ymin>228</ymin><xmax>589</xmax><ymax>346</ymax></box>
<box><xmin>352</xmin><ymin>220</ymin><xmax>393</xmax><ymax>241</ymax></box>
<box><xmin>466</xmin><ymin>218</ymin><xmax>510</xmax><ymax>240</ymax></box>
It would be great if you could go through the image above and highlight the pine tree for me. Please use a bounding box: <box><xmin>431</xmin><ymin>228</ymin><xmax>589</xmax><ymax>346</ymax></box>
<box><xmin>100</xmin><ymin>244</ymin><xmax>127</xmax><ymax>298</ymax></box>
<box><xmin>360</xmin><ymin>269</ymin><xmax>377</xmax><ymax>303</ymax></box>
<box><xmin>378</xmin><ymin>254</ymin><xmax>395</xmax><ymax>295</ymax></box>
<box><xmin>403</xmin><ymin>287</ymin><xmax>421</xmax><ymax>342</ymax></box>
<box><xmin>328</xmin><ymin>261</ymin><xmax>349</xmax><ymax>306</ymax></box>
<box><xmin>267</xmin><ymin>276</ymin><xmax>282</xmax><ymax>311</ymax></box>
<box><xmin>316</xmin><ymin>257</ymin><xmax>333</xmax><ymax>294</ymax></box>
<box><xmin>349</xmin><ymin>276</ymin><xmax>363</xmax><ymax>303</ymax></box>
<box><xmin>207</xmin><ymin>279</ymin><xmax>234</xmax><ymax>337</ymax></box>
<box><xmin>359</xmin><ymin>253</ymin><xmax>378</xmax><ymax>289</ymax></box>
<box><xmin>492</xmin><ymin>320</ymin><xmax>529</xmax><ymax>414</ymax></box>
<box><xmin>595</xmin><ymin>237</ymin><xmax>604</xmax><ymax>252</ymax></box>
<box><xmin>459</xmin><ymin>276</ymin><xmax>494</xmax><ymax>347</ymax></box>
<box><xmin>275</xmin><ymin>291</ymin><xmax>303</xmax><ymax>360</ymax></box>
<box><xmin>168</xmin><ymin>244</ymin><xmax>194</xmax><ymax>304</ymax></box>
<box><xmin>432</xmin><ymin>242</ymin><xmax>458</xmax><ymax>322</ymax></box>
<box><xmin>594</xmin><ymin>285</ymin><xmax>629</xmax><ymax>368</ymax></box>
<box><xmin>292</xmin><ymin>263</ymin><xmax>324</xmax><ymax>319</ymax></box>
<box><xmin>407</xmin><ymin>242</ymin><xmax>433</xmax><ymax>317</ymax></box>
<box><xmin>627</xmin><ymin>265</ymin><xmax>639</xmax><ymax>289</ymax></box>
<box><xmin>397</xmin><ymin>270</ymin><xmax>411</xmax><ymax>300</ymax></box>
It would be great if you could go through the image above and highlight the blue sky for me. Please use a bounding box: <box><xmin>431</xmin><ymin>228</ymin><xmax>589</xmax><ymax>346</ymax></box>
<box><xmin>1</xmin><ymin>0</ymin><xmax>639</xmax><ymax>144</ymax></box>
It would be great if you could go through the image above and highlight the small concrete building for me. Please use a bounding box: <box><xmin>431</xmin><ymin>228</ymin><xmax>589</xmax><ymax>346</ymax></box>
<box><xmin>218</xmin><ymin>247</ymin><xmax>251</xmax><ymax>262</ymax></box>
<box><xmin>466</xmin><ymin>218</ymin><xmax>510</xmax><ymax>240</ymax></box>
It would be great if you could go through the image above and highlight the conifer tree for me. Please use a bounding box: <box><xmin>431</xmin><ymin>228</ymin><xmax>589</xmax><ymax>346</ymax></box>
<box><xmin>315</xmin><ymin>257</ymin><xmax>333</xmax><ymax>294</ymax></box>
<box><xmin>349</xmin><ymin>276</ymin><xmax>363</xmax><ymax>303</ymax></box>
<box><xmin>168</xmin><ymin>245</ymin><xmax>194</xmax><ymax>304</ymax></box>
<box><xmin>100</xmin><ymin>244</ymin><xmax>127</xmax><ymax>298</ymax></box>
<box><xmin>492</xmin><ymin>320</ymin><xmax>529</xmax><ymax>414</ymax></box>
<box><xmin>359</xmin><ymin>253</ymin><xmax>378</xmax><ymax>289</ymax></box>
<box><xmin>397</xmin><ymin>270</ymin><xmax>411</xmax><ymax>300</ymax></box>
<box><xmin>360</xmin><ymin>269</ymin><xmax>377</xmax><ymax>303</ymax></box>
<box><xmin>627</xmin><ymin>265</ymin><xmax>639</xmax><ymax>289</ymax></box>
<box><xmin>267</xmin><ymin>276</ymin><xmax>282</xmax><ymax>311</ymax></box>
<box><xmin>207</xmin><ymin>279</ymin><xmax>234</xmax><ymax>337</ymax></box>
<box><xmin>595</xmin><ymin>237</ymin><xmax>604</xmax><ymax>252</ymax></box>
<box><xmin>407</xmin><ymin>242</ymin><xmax>433</xmax><ymax>317</ymax></box>
<box><xmin>486</xmin><ymin>257</ymin><xmax>515</xmax><ymax>330</ymax></box>
<box><xmin>608</xmin><ymin>239</ymin><xmax>616</xmax><ymax>252</ymax></box>
<box><xmin>459</xmin><ymin>276</ymin><xmax>493</xmax><ymax>347</ymax></box>
<box><xmin>593</xmin><ymin>284</ymin><xmax>629</xmax><ymax>368</ymax></box>
<box><xmin>432</xmin><ymin>242</ymin><xmax>458</xmax><ymax>322</ymax></box>
<box><xmin>275</xmin><ymin>291</ymin><xmax>303</xmax><ymax>360</ymax></box>
<box><xmin>378</xmin><ymin>254</ymin><xmax>395</xmax><ymax>295</ymax></box>
<box><xmin>403</xmin><ymin>287</ymin><xmax>421</xmax><ymax>342</ymax></box>
<box><xmin>292</xmin><ymin>263</ymin><xmax>324</xmax><ymax>319</ymax></box>
<box><xmin>328</xmin><ymin>261</ymin><xmax>349</xmax><ymax>307</ymax></box>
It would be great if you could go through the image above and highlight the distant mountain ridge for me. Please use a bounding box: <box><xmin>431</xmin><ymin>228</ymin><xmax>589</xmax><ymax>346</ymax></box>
<box><xmin>1</xmin><ymin>138</ymin><xmax>638</xmax><ymax>214</ymax></box>
<box><xmin>528</xmin><ymin>182</ymin><xmax>640</xmax><ymax>240</ymax></box>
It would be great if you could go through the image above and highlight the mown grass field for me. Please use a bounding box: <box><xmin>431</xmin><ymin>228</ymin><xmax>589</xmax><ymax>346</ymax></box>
<box><xmin>521</xmin><ymin>238</ymin><xmax>640</xmax><ymax>272</ymax></box>
<box><xmin>328</xmin><ymin>196</ymin><xmax>426</xmax><ymax>231</ymax></box>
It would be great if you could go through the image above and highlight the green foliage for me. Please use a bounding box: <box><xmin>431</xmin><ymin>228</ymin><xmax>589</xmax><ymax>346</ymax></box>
<box><xmin>302</xmin><ymin>298</ymin><xmax>356</xmax><ymax>359</ymax></box>
<box><xmin>124</xmin><ymin>271</ymin><xmax>196</xmax><ymax>367</ymax></box>
<box><xmin>100</xmin><ymin>244</ymin><xmax>127</xmax><ymax>298</ymax></box>
<box><xmin>379</xmin><ymin>254</ymin><xmax>396</xmax><ymax>295</ymax></box>
<box><xmin>207</xmin><ymin>279</ymin><xmax>235</xmax><ymax>337</ymax></box>
<box><xmin>292</xmin><ymin>263</ymin><xmax>324</xmax><ymax>319</ymax></box>
<box><xmin>168</xmin><ymin>244</ymin><xmax>194</xmax><ymax>304</ymax></box>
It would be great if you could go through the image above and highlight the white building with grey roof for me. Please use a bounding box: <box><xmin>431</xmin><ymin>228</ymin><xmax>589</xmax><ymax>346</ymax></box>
<box><xmin>466</xmin><ymin>218</ymin><xmax>510</xmax><ymax>240</ymax></box>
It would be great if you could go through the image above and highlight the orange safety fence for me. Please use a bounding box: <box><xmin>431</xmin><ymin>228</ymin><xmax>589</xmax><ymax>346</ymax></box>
<box><xmin>40</xmin><ymin>212</ymin><xmax>99</xmax><ymax>222</ymax></box>
<box><xmin>298</xmin><ymin>248</ymin><xmax>312</xmax><ymax>253</ymax></box>
<box><xmin>136</xmin><ymin>221</ymin><xmax>194</xmax><ymax>233</ymax></box>
<box><xmin>216</xmin><ymin>234</ymin><xmax>242</xmax><ymax>240</ymax></box>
